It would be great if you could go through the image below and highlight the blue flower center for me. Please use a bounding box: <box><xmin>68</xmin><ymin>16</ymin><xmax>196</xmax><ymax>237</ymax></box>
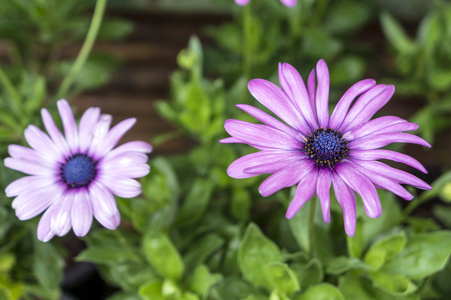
<box><xmin>304</xmin><ymin>128</ymin><xmax>348</xmax><ymax>168</ymax></box>
<box><xmin>60</xmin><ymin>154</ymin><xmax>97</xmax><ymax>188</ymax></box>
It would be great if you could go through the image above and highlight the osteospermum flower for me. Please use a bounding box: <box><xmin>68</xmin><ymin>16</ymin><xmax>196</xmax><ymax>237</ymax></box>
<box><xmin>4</xmin><ymin>99</ymin><xmax>152</xmax><ymax>242</ymax></box>
<box><xmin>235</xmin><ymin>0</ymin><xmax>297</xmax><ymax>7</ymax></box>
<box><xmin>221</xmin><ymin>60</ymin><xmax>431</xmax><ymax>236</ymax></box>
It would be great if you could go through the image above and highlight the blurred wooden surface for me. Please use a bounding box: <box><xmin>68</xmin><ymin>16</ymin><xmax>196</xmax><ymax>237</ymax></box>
<box><xmin>73</xmin><ymin>9</ymin><xmax>229</xmax><ymax>155</ymax></box>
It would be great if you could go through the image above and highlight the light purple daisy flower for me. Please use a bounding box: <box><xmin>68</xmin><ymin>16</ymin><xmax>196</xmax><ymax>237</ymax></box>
<box><xmin>235</xmin><ymin>0</ymin><xmax>297</xmax><ymax>8</ymax></box>
<box><xmin>220</xmin><ymin>60</ymin><xmax>431</xmax><ymax>236</ymax></box>
<box><xmin>4</xmin><ymin>99</ymin><xmax>152</xmax><ymax>242</ymax></box>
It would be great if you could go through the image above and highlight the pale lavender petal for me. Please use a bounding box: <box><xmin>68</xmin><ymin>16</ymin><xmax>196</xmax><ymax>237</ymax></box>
<box><xmin>89</xmin><ymin>181</ymin><xmax>118</xmax><ymax>217</ymax></box>
<box><xmin>99</xmin><ymin>152</ymin><xmax>149</xmax><ymax>170</ymax></box>
<box><xmin>224</xmin><ymin>119</ymin><xmax>303</xmax><ymax>150</ymax></box>
<box><xmin>87</xmin><ymin>114</ymin><xmax>112</xmax><ymax>157</ymax></box>
<box><xmin>93</xmin><ymin>118</ymin><xmax>136</xmax><ymax>159</ymax></box>
<box><xmin>41</xmin><ymin>108</ymin><xmax>71</xmax><ymax>156</ymax></box>
<box><xmin>248</xmin><ymin>79</ymin><xmax>310</xmax><ymax>134</ymax></box>
<box><xmin>317</xmin><ymin>167</ymin><xmax>332</xmax><ymax>223</ymax></box>
<box><xmin>329</xmin><ymin>79</ymin><xmax>376</xmax><ymax>129</ymax></box>
<box><xmin>259</xmin><ymin>159</ymin><xmax>315</xmax><ymax>197</ymax></box>
<box><xmin>280</xmin><ymin>0</ymin><xmax>297</xmax><ymax>7</ymax></box>
<box><xmin>278</xmin><ymin>63</ymin><xmax>317</xmax><ymax>131</ymax></box>
<box><xmin>348</xmin><ymin>133</ymin><xmax>431</xmax><ymax>150</ymax></box>
<box><xmin>315</xmin><ymin>59</ymin><xmax>330</xmax><ymax>128</ymax></box>
<box><xmin>220</xmin><ymin>137</ymin><xmax>247</xmax><ymax>144</ymax></box>
<box><xmin>78</xmin><ymin>107</ymin><xmax>100</xmax><ymax>153</ymax></box>
<box><xmin>24</xmin><ymin>125</ymin><xmax>63</xmax><ymax>162</ymax></box>
<box><xmin>355</xmin><ymin>160</ymin><xmax>431</xmax><ymax>190</ymax></box>
<box><xmin>227</xmin><ymin>150</ymin><xmax>302</xmax><ymax>179</ymax></box>
<box><xmin>4</xmin><ymin>157</ymin><xmax>56</xmax><ymax>176</ymax></box>
<box><xmin>71</xmin><ymin>189</ymin><xmax>93</xmax><ymax>237</ymax></box>
<box><xmin>37</xmin><ymin>205</ymin><xmax>59</xmax><ymax>242</ymax></box>
<box><xmin>349</xmin><ymin>149</ymin><xmax>427</xmax><ymax>173</ymax></box>
<box><xmin>235</xmin><ymin>0</ymin><xmax>250</xmax><ymax>5</ymax></box>
<box><xmin>351</xmin><ymin>161</ymin><xmax>414</xmax><ymax>200</ymax></box>
<box><xmin>286</xmin><ymin>169</ymin><xmax>318</xmax><ymax>218</ymax></box>
<box><xmin>307</xmin><ymin>69</ymin><xmax>317</xmax><ymax>118</ymax></box>
<box><xmin>8</xmin><ymin>144</ymin><xmax>55</xmax><ymax>166</ymax></box>
<box><xmin>244</xmin><ymin>156</ymin><xmax>306</xmax><ymax>175</ymax></box>
<box><xmin>343</xmin><ymin>116</ymin><xmax>411</xmax><ymax>140</ymax></box>
<box><xmin>97</xmin><ymin>175</ymin><xmax>142</xmax><ymax>198</ymax></box>
<box><xmin>103</xmin><ymin>141</ymin><xmax>152</xmax><ymax>162</ymax></box>
<box><xmin>336</xmin><ymin>163</ymin><xmax>382</xmax><ymax>218</ymax></box>
<box><xmin>332</xmin><ymin>174</ymin><xmax>356</xmax><ymax>237</ymax></box>
<box><xmin>100</xmin><ymin>165</ymin><xmax>150</xmax><ymax>178</ymax></box>
<box><xmin>57</xmin><ymin>99</ymin><xmax>79</xmax><ymax>154</ymax></box>
<box><xmin>50</xmin><ymin>191</ymin><xmax>74</xmax><ymax>236</ymax></box>
<box><xmin>236</xmin><ymin>104</ymin><xmax>305</xmax><ymax>139</ymax></box>
<box><xmin>14</xmin><ymin>184</ymin><xmax>64</xmax><ymax>220</ymax></box>
<box><xmin>6</xmin><ymin>176</ymin><xmax>56</xmax><ymax>197</ymax></box>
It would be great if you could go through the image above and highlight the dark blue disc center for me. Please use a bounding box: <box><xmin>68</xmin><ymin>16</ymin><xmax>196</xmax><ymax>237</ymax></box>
<box><xmin>60</xmin><ymin>154</ymin><xmax>97</xmax><ymax>188</ymax></box>
<box><xmin>304</xmin><ymin>128</ymin><xmax>348</xmax><ymax>168</ymax></box>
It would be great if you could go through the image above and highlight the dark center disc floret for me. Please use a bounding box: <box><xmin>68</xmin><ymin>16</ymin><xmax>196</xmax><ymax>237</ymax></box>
<box><xmin>304</xmin><ymin>127</ymin><xmax>348</xmax><ymax>168</ymax></box>
<box><xmin>60</xmin><ymin>154</ymin><xmax>97</xmax><ymax>188</ymax></box>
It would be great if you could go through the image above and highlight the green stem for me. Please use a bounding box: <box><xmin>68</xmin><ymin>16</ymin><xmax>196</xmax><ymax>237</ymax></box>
<box><xmin>242</xmin><ymin>3</ymin><xmax>252</xmax><ymax>80</ymax></box>
<box><xmin>308</xmin><ymin>197</ymin><xmax>317</xmax><ymax>257</ymax></box>
<box><xmin>113</xmin><ymin>230</ymin><xmax>143</xmax><ymax>261</ymax></box>
<box><xmin>56</xmin><ymin>0</ymin><xmax>107</xmax><ymax>99</ymax></box>
<box><xmin>401</xmin><ymin>194</ymin><xmax>431</xmax><ymax>222</ymax></box>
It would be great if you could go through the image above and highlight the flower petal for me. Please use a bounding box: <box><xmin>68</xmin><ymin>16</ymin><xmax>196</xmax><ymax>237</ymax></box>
<box><xmin>97</xmin><ymin>175</ymin><xmax>142</xmax><ymax>198</ymax></box>
<box><xmin>57</xmin><ymin>99</ymin><xmax>79</xmax><ymax>154</ymax></box>
<box><xmin>307</xmin><ymin>69</ymin><xmax>317</xmax><ymax>118</ymax></box>
<box><xmin>90</xmin><ymin>182</ymin><xmax>120</xmax><ymax>230</ymax></box>
<box><xmin>88</xmin><ymin>114</ymin><xmax>112</xmax><ymax>157</ymax></box>
<box><xmin>286</xmin><ymin>168</ymin><xmax>318</xmax><ymax>219</ymax></box>
<box><xmin>41</xmin><ymin>108</ymin><xmax>70</xmax><ymax>157</ymax></box>
<box><xmin>78</xmin><ymin>107</ymin><xmax>101</xmax><ymax>153</ymax></box>
<box><xmin>4</xmin><ymin>157</ymin><xmax>56</xmax><ymax>176</ymax></box>
<box><xmin>94</xmin><ymin>118</ymin><xmax>136</xmax><ymax>159</ymax></box>
<box><xmin>244</xmin><ymin>156</ymin><xmax>306</xmax><ymax>175</ymax></box>
<box><xmin>14</xmin><ymin>183</ymin><xmax>64</xmax><ymax>220</ymax></box>
<box><xmin>329</xmin><ymin>79</ymin><xmax>376</xmax><ymax>129</ymax></box>
<box><xmin>24</xmin><ymin>125</ymin><xmax>63</xmax><ymax>162</ymax></box>
<box><xmin>348</xmin><ymin>132</ymin><xmax>431</xmax><ymax>150</ymax></box>
<box><xmin>314</xmin><ymin>59</ymin><xmax>330</xmax><ymax>128</ymax></box>
<box><xmin>50</xmin><ymin>191</ymin><xmax>73</xmax><ymax>236</ymax></box>
<box><xmin>100</xmin><ymin>165</ymin><xmax>150</xmax><ymax>178</ymax></box>
<box><xmin>317</xmin><ymin>167</ymin><xmax>332</xmax><ymax>223</ymax></box>
<box><xmin>6</xmin><ymin>175</ymin><xmax>56</xmax><ymax>197</ymax></box>
<box><xmin>332</xmin><ymin>173</ymin><xmax>357</xmax><ymax>237</ymax></box>
<box><xmin>349</xmin><ymin>149</ymin><xmax>427</xmax><ymax>173</ymax></box>
<box><xmin>99</xmin><ymin>152</ymin><xmax>149</xmax><ymax>170</ymax></box>
<box><xmin>37</xmin><ymin>207</ymin><xmax>56</xmax><ymax>242</ymax></box>
<box><xmin>344</xmin><ymin>116</ymin><xmax>414</xmax><ymax>140</ymax></box>
<box><xmin>280</xmin><ymin>0</ymin><xmax>297</xmax><ymax>7</ymax></box>
<box><xmin>235</xmin><ymin>0</ymin><xmax>250</xmax><ymax>5</ymax></box>
<box><xmin>258</xmin><ymin>159</ymin><xmax>315</xmax><ymax>197</ymax></box>
<box><xmin>71</xmin><ymin>189</ymin><xmax>93</xmax><ymax>237</ymax></box>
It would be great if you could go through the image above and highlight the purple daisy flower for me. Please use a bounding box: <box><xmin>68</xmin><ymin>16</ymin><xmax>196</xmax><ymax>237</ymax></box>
<box><xmin>235</xmin><ymin>0</ymin><xmax>297</xmax><ymax>8</ymax></box>
<box><xmin>4</xmin><ymin>99</ymin><xmax>152</xmax><ymax>242</ymax></box>
<box><xmin>220</xmin><ymin>60</ymin><xmax>431</xmax><ymax>236</ymax></box>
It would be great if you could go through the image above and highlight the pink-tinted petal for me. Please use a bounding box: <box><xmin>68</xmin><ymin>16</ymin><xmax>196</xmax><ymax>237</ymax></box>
<box><xmin>94</xmin><ymin>118</ymin><xmax>136</xmax><ymax>159</ymax></box>
<box><xmin>8</xmin><ymin>144</ymin><xmax>56</xmax><ymax>167</ymax></box>
<box><xmin>248</xmin><ymin>79</ymin><xmax>310</xmax><ymax>134</ymax></box>
<box><xmin>286</xmin><ymin>168</ymin><xmax>318</xmax><ymax>218</ymax></box>
<box><xmin>224</xmin><ymin>119</ymin><xmax>303</xmax><ymax>150</ymax></box>
<box><xmin>236</xmin><ymin>104</ymin><xmax>305</xmax><ymax>139</ymax></box>
<box><xmin>87</xmin><ymin>114</ymin><xmax>112</xmax><ymax>157</ymax></box>
<box><xmin>71</xmin><ymin>189</ymin><xmax>93</xmax><ymax>237</ymax></box>
<box><xmin>14</xmin><ymin>184</ymin><xmax>63</xmax><ymax>220</ymax></box>
<box><xmin>78</xmin><ymin>107</ymin><xmax>100</xmax><ymax>153</ymax></box>
<box><xmin>280</xmin><ymin>0</ymin><xmax>297</xmax><ymax>7</ymax></box>
<box><xmin>37</xmin><ymin>210</ymin><xmax>56</xmax><ymax>242</ymax></box>
<box><xmin>99</xmin><ymin>152</ymin><xmax>149</xmax><ymax>170</ymax></box>
<box><xmin>315</xmin><ymin>59</ymin><xmax>330</xmax><ymax>128</ymax></box>
<box><xmin>307</xmin><ymin>69</ymin><xmax>317</xmax><ymax>118</ymax></box>
<box><xmin>317</xmin><ymin>167</ymin><xmax>332</xmax><ymax>223</ymax></box>
<box><xmin>235</xmin><ymin>0</ymin><xmax>250</xmax><ymax>5</ymax></box>
<box><xmin>90</xmin><ymin>183</ymin><xmax>120</xmax><ymax>230</ymax></box>
<box><xmin>97</xmin><ymin>175</ymin><xmax>142</xmax><ymax>198</ymax></box>
<box><xmin>348</xmin><ymin>132</ymin><xmax>431</xmax><ymax>150</ymax></box>
<box><xmin>24</xmin><ymin>125</ymin><xmax>63</xmax><ymax>162</ymax></box>
<box><xmin>103</xmin><ymin>141</ymin><xmax>152</xmax><ymax>163</ymax></box>
<box><xmin>329</xmin><ymin>79</ymin><xmax>376</xmax><ymax>129</ymax></box>
<box><xmin>6</xmin><ymin>176</ymin><xmax>56</xmax><ymax>197</ymax></box>
<box><xmin>336</xmin><ymin>163</ymin><xmax>382</xmax><ymax>218</ymax></box>
<box><xmin>100</xmin><ymin>165</ymin><xmax>150</xmax><ymax>178</ymax></box>
<box><xmin>332</xmin><ymin>173</ymin><xmax>356</xmax><ymax>237</ymax></box>
<box><xmin>344</xmin><ymin>116</ymin><xmax>412</xmax><ymax>140</ymax></box>
<box><xmin>4</xmin><ymin>157</ymin><xmax>56</xmax><ymax>176</ymax></box>
<box><xmin>341</xmin><ymin>85</ymin><xmax>395</xmax><ymax>131</ymax></box>
<box><xmin>349</xmin><ymin>149</ymin><xmax>427</xmax><ymax>173</ymax></box>
<box><xmin>244</xmin><ymin>156</ymin><xmax>305</xmax><ymax>175</ymax></box>
<box><xmin>50</xmin><ymin>191</ymin><xmax>74</xmax><ymax>236</ymax></box>
<box><xmin>258</xmin><ymin>159</ymin><xmax>315</xmax><ymax>197</ymax></box>
<box><xmin>41</xmin><ymin>108</ymin><xmax>71</xmax><ymax>157</ymax></box>
<box><xmin>278</xmin><ymin>63</ymin><xmax>317</xmax><ymax>131</ymax></box>
<box><xmin>57</xmin><ymin>99</ymin><xmax>79</xmax><ymax>154</ymax></box>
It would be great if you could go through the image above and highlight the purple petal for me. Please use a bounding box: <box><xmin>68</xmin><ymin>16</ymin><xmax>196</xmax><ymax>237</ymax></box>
<box><xmin>97</xmin><ymin>175</ymin><xmax>142</xmax><ymax>198</ymax></box>
<box><xmin>349</xmin><ymin>149</ymin><xmax>427</xmax><ymax>173</ymax></box>
<box><xmin>244</xmin><ymin>156</ymin><xmax>306</xmax><ymax>175</ymax></box>
<box><xmin>307</xmin><ymin>69</ymin><xmax>317</xmax><ymax>118</ymax></box>
<box><xmin>104</xmin><ymin>141</ymin><xmax>152</xmax><ymax>161</ymax></box>
<box><xmin>280</xmin><ymin>0</ymin><xmax>297</xmax><ymax>7</ymax></box>
<box><xmin>8</xmin><ymin>144</ymin><xmax>55</xmax><ymax>166</ymax></box>
<box><xmin>4</xmin><ymin>157</ymin><xmax>56</xmax><ymax>176</ymax></box>
<box><xmin>41</xmin><ymin>108</ymin><xmax>70</xmax><ymax>156</ymax></box>
<box><xmin>89</xmin><ymin>182</ymin><xmax>120</xmax><ymax>230</ymax></box>
<box><xmin>225</xmin><ymin>120</ymin><xmax>303</xmax><ymax>150</ymax></box>
<box><xmin>258</xmin><ymin>159</ymin><xmax>315</xmax><ymax>197</ymax></box>
<box><xmin>278</xmin><ymin>63</ymin><xmax>317</xmax><ymax>131</ymax></box>
<box><xmin>286</xmin><ymin>169</ymin><xmax>318</xmax><ymax>219</ymax></box>
<box><xmin>6</xmin><ymin>176</ymin><xmax>56</xmax><ymax>197</ymax></box>
<box><xmin>93</xmin><ymin>118</ymin><xmax>136</xmax><ymax>159</ymax></box>
<box><xmin>329</xmin><ymin>79</ymin><xmax>376</xmax><ymax>129</ymax></box>
<box><xmin>248</xmin><ymin>79</ymin><xmax>311</xmax><ymax>134</ymax></box>
<box><xmin>99</xmin><ymin>152</ymin><xmax>148</xmax><ymax>169</ymax></box>
<box><xmin>227</xmin><ymin>150</ymin><xmax>301</xmax><ymax>179</ymax></box>
<box><xmin>13</xmin><ymin>184</ymin><xmax>64</xmax><ymax>220</ymax></box>
<box><xmin>235</xmin><ymin>0</ymin><xmax>250</xmax><ymax>5</ymax></box>
<box><xmin>57</xmin><ymin>99</ymin><xmax>79</xmax><ymax>154</ymax></box>
<box><xmin>354</xmin><ymin>160</ymin><xmax>431</xmax><ymax>190</ymax></box>
<box><xmin>236</xmin><ymin>104</ymin><xmax>305</xmax><ymax>139</ymax></box>
<box><xmin>78</xmin><ymin>107</ymin><xmax>101</xmax><ymax>153</ymax></box>
<box><xmin>332</xmin><ymin>174</ymin><xmax>357</xmax><ymax>237</ymax></box>
<box><xmin>317</xmin><ymin>167</ymin><xmax>332</xmax><ymax>223</ymax></box>
<box><xmin>37</xmin><ymin>205</ymin><xmax>58</xmax><ymax>242</ymax></box>
<box><xmin>348</xmin><ymin>132</ymin><xmax>431</xmax><ymax>150</ymax></box>
<box><xmin>314</xmin><ymin>59</ymin><xmax>330</xmax><ymax>128</ymax></box>
<box><xmin>336</xmin><ymin>163</ymin><xmax>382</xmax><ymax>218</ymax></box>
<box><xmin>71</xmin><ymin>189</ymin><xmax>93</xmax><ymax>237</ymax></box>
<box><xmin>50</xmin><ymin>191</ymin><xmax>73</xmax><ymax>236</ymax></box>
<box><xmin>344</xmin><ymin>116</ymin><xmax>412</xmax><ymax>140</ymax></box>
<box><xmin>24</xmin><ymin>125</ymin><xmax>63</xmax><ymax>163</ymax></box>
<box><xmin>340</xmin><ymin>85</ymin><xmax>395</xmax><ymax>131</ymax></box>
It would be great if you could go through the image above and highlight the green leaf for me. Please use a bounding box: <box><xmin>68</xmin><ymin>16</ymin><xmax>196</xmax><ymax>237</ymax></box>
<box><xmin>364</xmin><ymin>231</ymin><xmax>406</xmax><ymax>270</ymax></box>
<box><xmin>295</xmin><ymin>283</ymin><xmax>345</xmax><ymax>300</ymax></box>
<box><xmin>380</xmin><ymin>12</ymin><xmax>415</xmax><ymax>53</ymax></box>
<box><xmin>76</xmin><ymin>246</ymin><xmax>140</xmax><ymax>265</ymax></box>
<box><xmin>188</xmin><ymin>264</ymin><xmax>222</xmax><ymax>298</ymax></box>
<box><xmin>33</xmin><ymin>240</ymin><xmax>64</xmax><ymax>292</ymax></box>
<box><xmin>183</xmin><ymin>233</ymin><xmax>224</xmax><ymax>271</ymax></box>
<box><xmin>104</xmin><ymin>261</ymin><xmax>157</xmax><ymax>291</ymax></box>
<box><xmin>370</xmin><ymin>272</ymin><xmax>416</xmax><ymax>296</ymax></box>
<box><xmin>325</xmin><ymin>256</ymin><xmax>369</xmax><ymax>275</ymax></box>
<box><xmin>211</xmin><ymin>277</ymin><xmax>265</xmax><ymax>300</ymax></box>
<box><xmin>138</xmin><ymin>280</ymin><xmax>164</xmax><ymax>300</ymax></box>
<box><xmin>98</xmin><ymin>19</ymin><xmax>133</xmax><ymax>40</ymax></box>
<box><xmin>142</xmin><ymin>232</ymin><xmax>184</xmax><ymax>281</ymax></box>
<box><xmin>174</xmin><ymin>178</ymin><xmax>213</xmax><ymax>226</ymax></box>
<box><xmin>293</xmin><ymin>258</ymin><xmax>324</xmax><ymax>289</ymax></box>
<box><xmin>238</xmin><ymin>223</ymin><xmax>281</xmax><ymax>287</ymax></box>
<box><xmin>264</xmin><ymin>262</ymin><xmax>300</xmax><ymax>294</ymax></box>
<box><xmin>433</xmin><ymin>205</ymin><xmax>451</xmax><ymax>228</ymax></box>
<box><xmin>407</xmin><ymin>217</ymin><xmax>440</xmax><ymax>233</ymax></box>
<box><xmin>338</xmin><ymin>275</ymin><xmax>374</xmax><ymax>300</ymax></box>
<box><xmin>347</xmin><ymin>218</ymin><xmax>364</xmax><ymax>258</ymax></box>
<box><xmin>382</xmin><ymin>231</ymin><xmax>451</xmax><ymax>279</ymax></box>
<box><xmin>0</xmin><ymin>253</ymin><xmax>15</xmax><ymax>272</ymax></box>
<box><xmin>231</xmin><ymin>187</ymin><xmax>251</xmax><ymax>220</ymax></box>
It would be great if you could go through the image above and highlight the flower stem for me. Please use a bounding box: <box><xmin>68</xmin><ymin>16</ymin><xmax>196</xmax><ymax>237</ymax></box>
<box><xmin>308</xmin><ymin>197</ymin><xmax>317</xmax><ymax>257</ymax></box>
<box><xmin>56</xmin><ymin>0</ymin><xmax>107</xmax><ymax>99</ymax></box>
<box><xmin>401</xmin><ymin>194</ymin><xmax>432</xmax><ymax>222</ymax></box>
<box><xmin>242</xmin><ymin>3</ymin><xmax>252</xmax><ymax>80</ymax></box>
<box><xmin>113</xmin><ymin>229</ymin><xmax>143</xmax><ymax>261</ymax></box>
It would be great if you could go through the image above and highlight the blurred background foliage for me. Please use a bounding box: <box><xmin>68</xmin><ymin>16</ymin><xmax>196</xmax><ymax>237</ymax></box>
<box><xmin>1</xmin><ymin>0</ymin><xmax>451</xmax><ymax>299</ymax></box>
